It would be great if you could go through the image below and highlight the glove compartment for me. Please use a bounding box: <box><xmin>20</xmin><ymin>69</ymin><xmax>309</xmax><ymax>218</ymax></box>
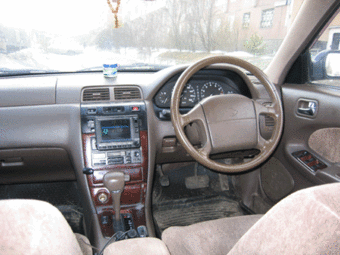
<box><xmin>0</xmin><ymin>148</ymin><xmax>76</xmax><ymax>184</ymax></box>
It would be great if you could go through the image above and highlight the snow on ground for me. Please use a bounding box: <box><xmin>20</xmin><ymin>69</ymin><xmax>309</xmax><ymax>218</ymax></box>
<box><xmin>220</xmin><ymin>51</ymin><xmax>254</xmax><ymax>58</ymax></box>
<box><xmin>0</xmin><ymin>47</ymin><xmax>137</xmax><ymax>71</ymax></box>
<box><xmin>0</xmin><ymin>47</ymin><xmax>273</xmax><ymax>72</ymax></box>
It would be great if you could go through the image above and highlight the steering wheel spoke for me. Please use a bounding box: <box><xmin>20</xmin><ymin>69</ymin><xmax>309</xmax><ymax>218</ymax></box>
<box><xmin>198</xmin><ymin>143</ymin><xmax>212</xmax><ymax>158</ymax></box>
<box><xmin>180</xmin><ymin>105</ymin><xmax>213</xmax><ymax>159</ymax></box>
<box><xmin>253</xmin><ymin>100</ymin><xmax>278</xmax><ymax>120</ymax></box>
<box><xmin>179</xmin><ymin>105</ymin><xmax>205</xmax><ymax>128</ymax></box>
<box><xmin>256</xmin><ymin>134</ymin><xmax>271</xmax><ymax>152</ymax></box>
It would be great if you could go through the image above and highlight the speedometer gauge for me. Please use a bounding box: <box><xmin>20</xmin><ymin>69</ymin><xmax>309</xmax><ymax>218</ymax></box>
<box><xmin>180</xmin><ymin>84</ymin><xmax>196</xmax><ymax>106</ymax></box>
<box><xmin>200</xmin><ymin>82</ymin><xmax>224</xmax><ymax>99</ymax></box>
<box><xmin>171</xmin><ymin>83</ymin><xmax>197</xmax><ymax>107</ymax></box>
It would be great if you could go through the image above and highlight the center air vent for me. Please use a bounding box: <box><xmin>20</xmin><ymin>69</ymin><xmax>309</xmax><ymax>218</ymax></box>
<box><xmin>114</xmin><ymin>87</ymin><xmax>141</xmax><ymax>100</ymax></box>
<box><xmin>83</xmin><ymin>88</ymin><xmax>110</xmax><ymax>102</ymax></box>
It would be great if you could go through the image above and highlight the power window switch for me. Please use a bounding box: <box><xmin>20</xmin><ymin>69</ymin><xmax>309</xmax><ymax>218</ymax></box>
<box><xmin>305</xmin><ymin>158</ymin><xmax>315</xmax><ymax>164</ymax></box>
<box><xmin>310</xmin><ymin>165</ymin><xmax>318</xmax><ymax>172</ymax></box>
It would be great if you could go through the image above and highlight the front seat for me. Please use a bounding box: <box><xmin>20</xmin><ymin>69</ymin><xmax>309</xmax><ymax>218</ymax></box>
<box><xmin>1</xmin><ymin>183</ymin><xmax>339</xmax><ymax>254</ymax></box>
<box><xmin>161</xmin><ymin>182</ymin><xmax>340</xmax><ymax>255</ymax></box>
<box><xmin>0</xmin><ymin>199</ymin><xmax>93</xmax><ymax>255</ymax></box>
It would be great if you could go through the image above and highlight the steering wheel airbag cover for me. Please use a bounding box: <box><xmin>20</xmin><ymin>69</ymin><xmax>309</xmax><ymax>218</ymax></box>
<box><xmin>201</xmin><ymin>94</ymin><xmax>257</xmax><ymax>154</ymax></box>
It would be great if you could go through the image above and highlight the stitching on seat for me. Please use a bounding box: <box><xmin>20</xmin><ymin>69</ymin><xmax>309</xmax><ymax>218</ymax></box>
<box><xmin>312</xmin><ymin>194</ymin><xmax>340</xmax><ymax>221</ymax></box>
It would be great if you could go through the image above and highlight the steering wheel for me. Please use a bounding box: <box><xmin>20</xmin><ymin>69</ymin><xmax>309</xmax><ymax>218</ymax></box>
<box><xmin>170</xmin><ymin>56</ymin><xmax>283</xmax><ymax>173</ymax></box>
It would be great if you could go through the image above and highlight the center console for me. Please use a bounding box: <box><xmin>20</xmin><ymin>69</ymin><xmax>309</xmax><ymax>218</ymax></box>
<box><xmin>81</xmin><ymin>101</ymin><xmax>148</xmax><ymax>238</ymax></box>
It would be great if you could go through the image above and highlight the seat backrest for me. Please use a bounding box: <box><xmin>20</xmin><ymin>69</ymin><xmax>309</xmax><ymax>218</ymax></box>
<box><xmin>0</xmin><ymin>199</ymin><xmax>85</xmax><ymax>255</ymax></box>
<box><xmin>228</xmin><ymin>183</ymin><xmax>340</xmax><ymax>254</ymax></box>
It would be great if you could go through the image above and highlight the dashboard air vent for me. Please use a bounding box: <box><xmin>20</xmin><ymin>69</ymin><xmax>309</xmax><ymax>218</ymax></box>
<box><xmin>114</xmin><ymin>87</ymin><xmax>141</xmax><ymax>100</ymax></box>
<box><xmin>83</xmin><ymin>88</ymin><xmax>110</xmax><ymax>101</ymax></box>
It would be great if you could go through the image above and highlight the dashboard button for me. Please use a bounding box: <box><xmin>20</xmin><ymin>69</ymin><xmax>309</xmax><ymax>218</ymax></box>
<box><xmin>87</xmin><ymin>120</ymin><xmax>95</xmax><ymax>128</ymax></box>
<box><xmin>93</xmin><ymin>153</ymin><xmax>106</xmax><ymax>159</ymax></box>
<box><xmin>87</xmin><ymin>108</ymin><xmax>97</xmax><ymax>114</ymax></box>
<box><xmin>131</xmin><ymin>106</ymin><xmax>140</xmax><ymax>111</ymax></box>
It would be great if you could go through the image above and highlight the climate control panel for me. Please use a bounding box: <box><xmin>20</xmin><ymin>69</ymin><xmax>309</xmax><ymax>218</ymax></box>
<box><xmin>91</xmin><ymin>137</ymin><xmax>142</xmax><ymax>166</ymax></box>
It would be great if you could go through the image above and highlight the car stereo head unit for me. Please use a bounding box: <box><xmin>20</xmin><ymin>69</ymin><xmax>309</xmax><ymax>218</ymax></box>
<box><xmin>95</xmin><ymin>116</ymin><xmax>140</xmax><ymax>150</ymax></box>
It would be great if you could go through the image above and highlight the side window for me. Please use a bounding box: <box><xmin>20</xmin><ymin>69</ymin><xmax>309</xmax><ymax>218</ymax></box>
<box><xmin>309</xmin><ymin>10</ymin><xmax>340</xmax><ymax>82</ymax></box>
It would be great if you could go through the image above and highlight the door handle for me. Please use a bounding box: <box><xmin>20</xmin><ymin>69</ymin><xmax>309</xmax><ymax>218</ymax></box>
<box><xmin>297</xmin><ymin>99</ymin><xmax>318</xmax><ymax>117</ymax></box>
<box><xmin>1</xmin><ymin>161</ymin><xmax>24</xmax><ymax>167</ymax></box>
<box><xmin>0</xmin><ymin>157</ymin><xmax>24</xmax><ymax>167</ymax></box>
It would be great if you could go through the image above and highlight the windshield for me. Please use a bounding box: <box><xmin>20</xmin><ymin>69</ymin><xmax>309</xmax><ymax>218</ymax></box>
<box><xmin>0</xmin><ymin>0</ymin><xmax>304</xmax><ymax>74</ymax></box>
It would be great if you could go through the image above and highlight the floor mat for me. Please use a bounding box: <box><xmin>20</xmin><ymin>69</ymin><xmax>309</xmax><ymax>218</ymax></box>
<box><xmin>153</xmin><ymin>195</ymin><xmax>245</xmax><ymax>232</ymax></box>
<box><xmin>56</xmin><ymin>205</ymin><xmax>84</xmax><ymax>234</ymax></box>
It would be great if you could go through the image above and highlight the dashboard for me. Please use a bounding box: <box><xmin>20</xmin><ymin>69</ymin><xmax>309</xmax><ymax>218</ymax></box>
<box><xmin>0</xmin><ymin>64</ymin><xmax>269</xmax><ymax>248</ymax></box>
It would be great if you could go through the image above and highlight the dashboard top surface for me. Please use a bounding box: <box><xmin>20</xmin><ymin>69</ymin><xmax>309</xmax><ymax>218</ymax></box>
<box><xmin>0</xmin><ymin>64</ymin><xmax>269</xmax><ymax>108</ymax></box>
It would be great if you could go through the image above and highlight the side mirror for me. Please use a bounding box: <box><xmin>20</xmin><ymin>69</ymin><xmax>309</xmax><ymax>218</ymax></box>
<box><xmin>311</xmin><ymin>50</ymin><xmax>340</xmax><ymax>80</ymax></box>
<box><xmin>325</xmin><ymin>52</ymin><xmax>340</xmax><ymax>77</ymax></box>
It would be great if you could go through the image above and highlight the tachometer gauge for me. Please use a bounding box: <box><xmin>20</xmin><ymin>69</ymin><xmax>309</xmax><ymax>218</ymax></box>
<box><xmin>157</xmin><ymin>91</ymin><xmax>170</xmax><ymax>105</ymax></box>
<box><xmin>200</xmin><ymin>82</ymin><xmax>224</xmax><ymax>99</ymax></box>
<box><xmin>180</xmin><ymin>84</ymin><xmax>196</xmax><ymax>107</ymax></box>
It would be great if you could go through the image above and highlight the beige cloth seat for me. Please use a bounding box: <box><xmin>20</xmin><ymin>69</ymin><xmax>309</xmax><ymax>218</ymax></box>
<box><xmin>0</xmin><ymin>198</ymin><xmax>169</xmax><ymax>255</ymax></box>
<box><xmin>0</xmin><ymin>199</ymin><xmax>92</xmax><ymax>255</ymax></box>
<box><xmin>1</xmin><ymin>183</ymin><xmax>340</xmax><ymax>254</ymax></box>
<box><xmin>162</xmin><ymin>214</ymin><xmax>262</xmax><ymax>255</ymax></box>
<box><xmin>162</xmin><ymin>182</ymin><xmax>340</xmax><ymax>255</ymax></box>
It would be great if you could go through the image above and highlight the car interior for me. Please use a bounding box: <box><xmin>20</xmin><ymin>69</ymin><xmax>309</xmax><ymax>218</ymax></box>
<box><xmin>0</xmin><ymin>0</ymin><xmax>340</xmax><ymax>254</ymax></box>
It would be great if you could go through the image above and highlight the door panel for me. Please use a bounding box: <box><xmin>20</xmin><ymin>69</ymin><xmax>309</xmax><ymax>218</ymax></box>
<box><xmin>224</xmin><ymin>82</ymin><xmax>340</xmax><ymax>214</ymax></box>
<box><xmin>277</xmin><ymin>83</ymin><xmax>340</xmax><ymax>190</ymax></box>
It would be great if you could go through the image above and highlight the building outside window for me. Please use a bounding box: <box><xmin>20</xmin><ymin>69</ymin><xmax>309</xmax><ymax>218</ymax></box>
<box><xmin>260</xmin><ymin>9</ymin><xmax>274</xmax><ymax>28</ymax></box>
<box><xmin>242</xmin><ymin>13</ymin><xmax>250</xmax><ymax>28</ymax></box>
<box><xmin>228</xmin><ymin>15</ymin><xmax>235</xmax><ymax>32</ymax></box>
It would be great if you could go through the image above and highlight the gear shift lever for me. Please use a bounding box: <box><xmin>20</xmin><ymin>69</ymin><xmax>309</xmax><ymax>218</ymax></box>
<box><xmin>103</xmin><ymin>171</ymin><xmax>125</xmax><ymax>222</ymax></box>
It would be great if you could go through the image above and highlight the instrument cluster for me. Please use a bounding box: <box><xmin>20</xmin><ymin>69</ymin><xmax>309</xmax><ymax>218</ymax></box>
<box><xmin>154</xmin><ymin>76</ymin><xmax>241</xmax><ymax>108</ymax></box>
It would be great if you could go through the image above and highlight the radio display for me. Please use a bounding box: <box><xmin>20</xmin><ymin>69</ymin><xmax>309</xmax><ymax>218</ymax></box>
<box><xmin>100</xmin><ymin>119</ymin><xmax>131</xmax><ymax>141</ymax></box>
